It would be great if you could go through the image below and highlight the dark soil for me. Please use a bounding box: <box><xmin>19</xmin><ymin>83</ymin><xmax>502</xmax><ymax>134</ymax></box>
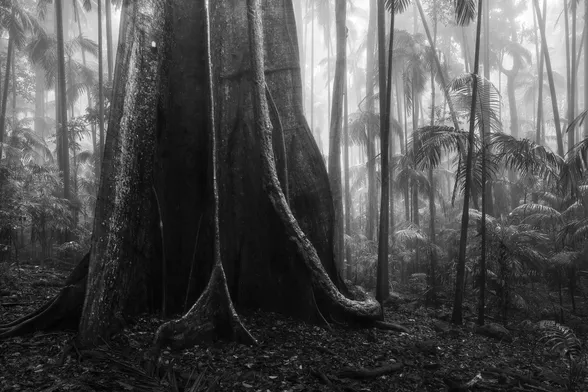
<box><xmin>0</xmin><ymin>262</ymin><xmax>582</xmax><ymax>391</ymax></box>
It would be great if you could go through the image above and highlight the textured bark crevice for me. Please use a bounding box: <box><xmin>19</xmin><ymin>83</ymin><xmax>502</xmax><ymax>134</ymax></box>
<box><xmin>2</xmin><ymin>0</ymin><xmax>377</xmax><ymax>345</ymax></box>
<box><xmin>244</xmin><ymin>0</ymin><xmax>381</xmax><ymax>323</ymax></box>
<box><xmin>146</xmin><ymin>0</ymin><xmax>256</xmax><ymax>361</ymax></box>
<box><xmin>78</xmin><ymin>0</ymin><xmax>165</xmax><ymax>346</ymax></box>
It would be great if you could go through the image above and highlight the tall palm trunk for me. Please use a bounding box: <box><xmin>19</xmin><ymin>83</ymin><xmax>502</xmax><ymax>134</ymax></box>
<box><xmin>481</xmin><ymin>0</ymin><xmax>493</xmax><ymax>217</ymax></box>
<box><xmin>452</xmin><ymin>0</ymin><xmax>483</xmax><ymax>326</ymax></box>
<box><xmin>73</xmin><ymin>0</ymin><xmax>98</xmax><ymax>180</ymax></box>
<box><xmin>534</xmin><ymin>0</ymin><xmax>564</xmax><ymax>156</ymax></box>
<box><xmin>565</xmin><ymin>0</ymin><xmax>574</xmax><ymax>151</ymax></box>
<box><xmin>376</xmin><ymin>0</ymin><xmax>392</xmax><ymax>303</ymax></box>
<box><xmin>415</xmin><ymin>0</ymin><xmax>460</xmax><ymax>132</ymax></box>
<box><xmin>310</xmin><ymin>2</ymin><xmax>318</xmax><ymax>150</ymax></box>
<box><xmin>478</xmin><ymin>0</ymin><xmax>491</xmax><ymax>326</ymax></box>
<box><xmin>365</xmin><ymin>0</ymin><xmax>377</xmax><ymax>241</ymax></box>
<box><xmin>344</xmin><ymin>75</ymin><xmax>352</xmax><ymax>280</ymax></box>
<box><xmin>0</xmin><ymin>31</ymin><xmax>14</xmax><ymax>160</ymax></box>
<box><xmin>585</xmin><ymin>0</ymin><xmax>588</xmax><ymax>138</ymax></box>
<box><xmin>56</xmin><ymin>0</ymin><xmax>70</xmax><ymax>201</ymax></box>
<box><xmin>105</xmin><ymin>0</ymin><xmax>113</xmax><ymax>82</ymax></box>
<box><xmin>570</xmin><ymin>0</ymin><xmax>577</xmax><ymax>145</ymax></box>
<box><xmin>328</xmin><ymin>0</ymin><xmax>346</xmax><ymax>273</ymax></box>
<box><xmin>98</xmin><ymin>0</ymin><xmax>106</xmax><ymax>165</ymax></box>
<box><xmin>534</xmin><ymin>0</ymin><xmax>545</xmax><ymax>145</ymax></box>
<box><xmin>427</xmin><ymin>1</ymin><xmax>438</xmax><ymax>306</ymax></box>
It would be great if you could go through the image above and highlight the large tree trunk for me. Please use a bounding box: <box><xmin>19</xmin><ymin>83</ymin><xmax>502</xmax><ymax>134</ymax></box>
<box><xmin>328</xmin><ymin>0</ymin><xmax>346</xmax><ymax>273</ymax></box>
<box><xmin>5</xmin><ymin>0</ymin><xmax>382</xmax><ymax>347</ymax></box>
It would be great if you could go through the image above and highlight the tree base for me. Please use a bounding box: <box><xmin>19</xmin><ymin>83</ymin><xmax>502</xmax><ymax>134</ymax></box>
<box><xmin>146</xmin><ymin>263</ymin><xmax>257</xmax><ymax>367</ymax></box>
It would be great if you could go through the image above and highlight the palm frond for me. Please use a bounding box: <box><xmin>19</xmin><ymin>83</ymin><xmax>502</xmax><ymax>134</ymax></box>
<box><xmin>454</xmin><ymin>0</ymin><xmax>477</xmax><ymax>26</ymax></box>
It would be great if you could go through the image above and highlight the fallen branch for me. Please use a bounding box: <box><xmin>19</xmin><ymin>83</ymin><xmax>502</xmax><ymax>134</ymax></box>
<box><xmin>337</xmin><ymin>362</ymin><xmax>403</xmax><ymax>379</ymax></box>
<box><xmin>373</xmin><ymin>320</ymin><xmax>410</xmax><ymax>333</ymax></box>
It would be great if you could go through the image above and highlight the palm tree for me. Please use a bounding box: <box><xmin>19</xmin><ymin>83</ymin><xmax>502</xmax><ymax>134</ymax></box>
<box><xmin>453</xmin><ymin>0</ymin><xmax>483</xmax><ymax>326</ymax></box>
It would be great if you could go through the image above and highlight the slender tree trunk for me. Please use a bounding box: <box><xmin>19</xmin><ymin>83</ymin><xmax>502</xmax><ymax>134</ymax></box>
<box><xmin>565</xmin><ymin>0</ymin><xmax>574</xmax><ymax>151</ymax></box>
<box><xmin>98</xmin><ymin>0</ymin><xmax>106</xmax><ymax>167</ymax></box>
<box><xmin>478</xmin><ymin>0</ymin><xmax>489</xmax><ymax>326</ymax></box>
<box><xmin>55</xmin><ymin>0</ymin><xmax>70</xmax><ymax>201</ymax></box>
<box><xmin>415</xmin><ymin>0</ymin><xmax>460</xmax><ymax>132</ymax></box>
<box><xmin>534</xmin><ymin>1</ymin><xmax>545</xmax><ymax>145</ymax></box>
<box><xmin>453</xmin><ymin>0</ymin><xmax>483</xmax><ymax>326</ymax></box>
<box><xmin>427</xmin><ymin>3</ymin><xmax>437</xmax><ymax>306</ymax></box>
<box><xmin>105</xmin><ymin>0</ymin><xmax>113</xmax><ymax>82</ymax></box>
<box><xmin>481</xmin><ymin>0</ymin><xmax>493</xmax><ymax>217</ymax></box>
<box><xmin>34</xmin><ymin>64</ymin><xmax>45</xmax><ymax>139</ymax></box>
<box><xmin>344</xmin><ymin>75</ymin><xmax>352</xmax><ymax>281</ymax></box>
<box><xmin>534</xmin><ymin>0</ymin><xmax>564</xmax><ymax>156</ymax></box>
<box><xmin>74</xmin><ymin>0</ymin><xmax>98</xmax><ymax>180</ymax></box>
<box><xmin>0</xmin><ymin>32</ymin><xmax>14</xmax><ymax>160</ymax></box>
<box><xmin>376</xmin><ymin>0</ymin><xmax>391</xmax><ymax>303</ymax></box>
<box><xmin>570</xmin><ymin>0</ymin><xmax>577</xmax><ymax>147</ymax></box>
<box><xmin>366</xmin><ymin>0</ymin><xmax>377</xmax><ymax>241</ymax></box>
<box><xmin>328</xmin><ymin>0</ymin><xmax>346</xmax><ymax>273</ymax></box>
<box><xmin>585</xmin><ymin>0</ymin><xmax>588</xmax><ymax>138</ymax></box>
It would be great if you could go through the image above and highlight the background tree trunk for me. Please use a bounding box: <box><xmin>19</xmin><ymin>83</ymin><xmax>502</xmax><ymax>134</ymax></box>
<box><xmin>365</xmin><ymin>0</ymin><xmax>377</xmax><ymax>241</ymax></box>
<box><xmin>534</xmin><ymin>0</ymin><xmax>564</xmax><ymax>156</ymax></box>
<box><xmin>328</xmin><ymin>0</ymin><xmax>346</xmax><ymax>273</ymax></box>
<box><xmin>453</xmin><ymin>0</ymin><xmax>483</xmax><ymax>326</ymax></box>
<box><xmin>376</xmin><ymin>0</ymin><xmax>390</xmax><ymax>303</ymax></box>
<box><xmin>55</xmin><ymin>0</ymin><xmax>70</xmax><ymax>201</ymax></box>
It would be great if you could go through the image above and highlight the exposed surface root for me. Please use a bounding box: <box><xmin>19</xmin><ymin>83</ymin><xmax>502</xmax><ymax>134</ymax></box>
<box><xmin>147</xmin><ymin>265</ymin><xmax>257</xmax><ymax>364</ymax></box>
<box><xmin>337</xmin><ymin>363</ymin><xmax>404</xmax><ymax>379</ymax></box>
<box><xmin>0</xmin><ymin>253</ymin><xmax>89</xmax><ymax>339</ymax></box>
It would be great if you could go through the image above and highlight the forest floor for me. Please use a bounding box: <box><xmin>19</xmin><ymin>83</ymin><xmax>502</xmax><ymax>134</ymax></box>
<box><xmin>0</xmin><ymin>262</ymin><xmax>585</xmax><ymax>392</ymax></box>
